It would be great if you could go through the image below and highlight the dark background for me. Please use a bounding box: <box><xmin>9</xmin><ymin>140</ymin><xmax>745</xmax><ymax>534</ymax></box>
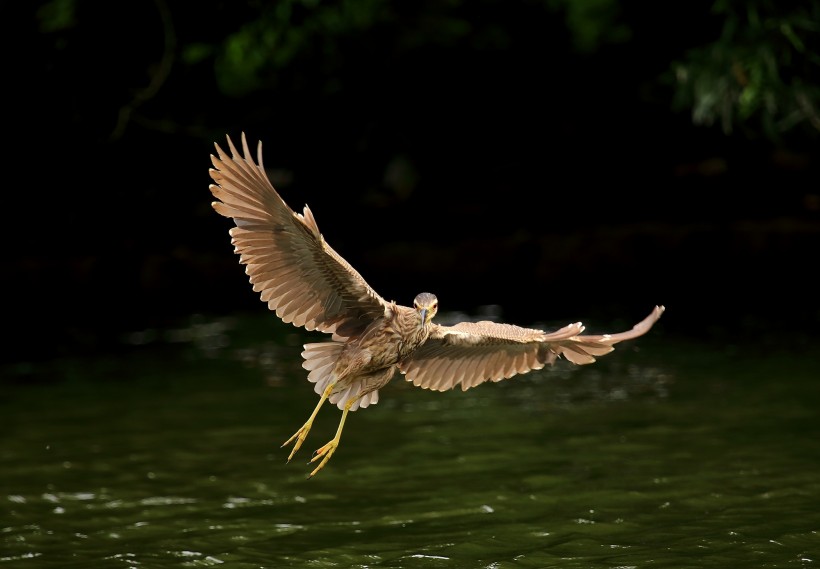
<box><xmin>6</xmin><ymin>0</ymin><xmax>819</xmax><ymax>370</ymax></box>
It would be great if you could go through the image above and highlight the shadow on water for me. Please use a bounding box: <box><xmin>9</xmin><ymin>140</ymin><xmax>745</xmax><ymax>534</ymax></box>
<box><xmin>2</xmin><ymin>311</ymin><xmax>819</xmax><ymax>568</ymax></box>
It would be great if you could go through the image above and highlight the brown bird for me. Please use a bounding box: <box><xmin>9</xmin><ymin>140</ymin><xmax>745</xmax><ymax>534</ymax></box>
<box><xmin>209</xmin><ymin>133</ymin><xmax>665</xmax><ymax>478</ymax></box>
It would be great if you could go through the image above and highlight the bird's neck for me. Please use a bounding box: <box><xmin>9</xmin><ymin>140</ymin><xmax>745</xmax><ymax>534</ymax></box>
<box><xmin>395</xmin><ymin>307</ymin><xmax>430</xmax><ymax>348</ymax></box>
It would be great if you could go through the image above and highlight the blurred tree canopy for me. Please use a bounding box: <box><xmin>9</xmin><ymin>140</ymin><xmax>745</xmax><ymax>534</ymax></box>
<box><xmin>669</xmin><ymin>0</ymin><xmax>820</xmax><ymax>140</ymax></box>
<box><xmin>32</xmin><ymin>0</ymin><xmax>819</xmax><ymax>144</ymax></box>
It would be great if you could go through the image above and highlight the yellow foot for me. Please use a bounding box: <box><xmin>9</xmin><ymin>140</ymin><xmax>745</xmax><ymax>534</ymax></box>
<box><xmin>281</xmin><ymin>422</ymin><xmax>313</xmax><ymax>463</ymax></box>
<box><xmin>307</xmin><ymin>439</ymin><xmax>339</xmax><ymax>478</ymax></box>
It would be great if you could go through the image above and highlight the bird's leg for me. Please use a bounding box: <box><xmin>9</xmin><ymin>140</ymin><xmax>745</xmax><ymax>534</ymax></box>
<box><xmin>307</xmin><ymin>396</ymin><xmax>357</xmax><ymax>478</ymax></box>
<box><xmin>281</xmin><ymin>383</ymin><xmax>335</xmax><ymax>462</ymax></box>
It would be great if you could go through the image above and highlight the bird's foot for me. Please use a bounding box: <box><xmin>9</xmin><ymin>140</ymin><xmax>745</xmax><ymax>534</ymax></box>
<box><xmin>307</xmin><ymin>438</ymin><xmax>339</xmax><ymax>478</ymax></box>
<box><xmin>281</xmin><ymin>422</ymin><xmax>313</xmax><ymax>462</ymax></box>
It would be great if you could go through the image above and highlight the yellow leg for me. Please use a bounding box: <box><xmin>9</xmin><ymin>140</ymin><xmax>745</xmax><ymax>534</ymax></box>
<box><xmin>281</xmin><ymin>383</ymin><xmax>334</xmax><ymax>462</ymax></box>
<box><xmin>307</xmin><ymin>397</ymin><xmax>356</xmax><ymax>478</ymax></box>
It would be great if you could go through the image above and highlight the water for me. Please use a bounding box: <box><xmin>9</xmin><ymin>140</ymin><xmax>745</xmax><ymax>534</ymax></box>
<box><xmin>2</xmin><ymin>314</ymin><xmax>819</xmax><ymax>568</ymax></box>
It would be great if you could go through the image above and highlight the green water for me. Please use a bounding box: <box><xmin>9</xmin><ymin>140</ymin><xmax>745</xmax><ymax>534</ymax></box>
<box><xmin>2</xmin><ymin>315</ymin><xmax>819</xmax><ymax>568</ymax></box>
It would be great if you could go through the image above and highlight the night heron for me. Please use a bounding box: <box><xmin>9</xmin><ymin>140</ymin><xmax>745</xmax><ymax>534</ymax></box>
<box><xmin>209</xmin><ymin>133</ymin><xmax>665</xmax><ymax>478</ymax></box>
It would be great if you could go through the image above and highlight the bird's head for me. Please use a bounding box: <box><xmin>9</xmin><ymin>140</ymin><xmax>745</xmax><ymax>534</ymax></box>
<box><xmin>413</xmin><ymin>292</ymin><xmax>438</xmax><ymax>326</ymax></box>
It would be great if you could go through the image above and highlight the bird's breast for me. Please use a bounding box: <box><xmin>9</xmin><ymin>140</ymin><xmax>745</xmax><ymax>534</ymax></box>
<box><xmin>395</xmin><ymin>322</ymin><xmax>429</xmax><ymax>361</ymax></box>
<box><xmin>354</xmin><ymin>316</ymin><xmax>427</xmax><ymax>367</ymax></box>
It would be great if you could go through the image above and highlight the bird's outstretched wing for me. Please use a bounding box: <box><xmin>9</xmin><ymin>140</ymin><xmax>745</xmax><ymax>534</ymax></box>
<box><xmin>209</xmin><ymin>133</ymin><xmax>389</xmax><ymax>338</ymax></box>
<box><xmin>399</xmin><ymin>306</ymin><xmax>665</xmax><ymax>391</ymax></box>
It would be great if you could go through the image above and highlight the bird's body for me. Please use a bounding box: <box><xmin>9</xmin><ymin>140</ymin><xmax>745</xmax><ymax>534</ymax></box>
<box><xmin>209</xmin><ymin>133</ymin><xmax>665</xmax><ymax>477</ymax></box>
<box><xmin>303</xmin><ymin>297</ymin><xmax>435</xmax><ymax>411</ymax></box>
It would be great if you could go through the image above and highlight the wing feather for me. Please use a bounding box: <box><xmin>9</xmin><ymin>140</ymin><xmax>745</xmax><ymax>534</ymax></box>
<box><xmin>460</xmin><ymin>356</ymin><xmax>481</xmax><ymax>390</ymax></box>
<box><xmin>399</xmin><ymin>306</ymin><xmax>665</xmax><ymax>391</ymax></box>
<box><xmin>210</xmin><ymin>133</ymin><xmax>388</xmax><ymax>336</ymax></box>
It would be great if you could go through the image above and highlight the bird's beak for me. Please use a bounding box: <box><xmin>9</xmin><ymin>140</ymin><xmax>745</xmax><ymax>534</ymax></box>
<box><xmin>420</xmin><ymin>307</ymin><xmax>428</xmax><ymax>324</ymax></box>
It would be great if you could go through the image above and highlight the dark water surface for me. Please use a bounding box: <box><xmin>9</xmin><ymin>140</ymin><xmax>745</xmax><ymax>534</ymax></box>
<box><xmin>2</xmin><ymin>314</ymin><xmax>819</xmax><ymax>568</ymax></box>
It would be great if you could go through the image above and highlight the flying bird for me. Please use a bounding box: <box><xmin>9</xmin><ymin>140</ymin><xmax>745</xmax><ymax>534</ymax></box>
<box><xmin>209</xmin><ymin>133</ymin><xmax>665</xmax><ymax>477</ymax></box>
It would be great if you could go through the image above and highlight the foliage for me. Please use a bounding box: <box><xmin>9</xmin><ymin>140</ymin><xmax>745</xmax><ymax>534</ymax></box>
<box><xmin>186</xmin><ymin>0</ymin><xmax>480</xmax><ymax>97</ymax></box>
<box><xmin>670</xmin><ymin>0</ymin><xmax>820</xmax><ymax>139</ymax></box>
<box><xmin>547</xmin><ymin>0</ymin><xmax>631</xmax><ymax>52</ymax></box>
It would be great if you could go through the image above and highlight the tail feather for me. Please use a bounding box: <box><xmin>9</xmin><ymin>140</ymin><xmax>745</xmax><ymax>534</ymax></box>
<box><xmin>329</xmin><ymin>385</ymin><xmax>380</xmax><ymax>411</ymax></box>
<box><xmin>301</xmin><ymin>342</ymin><xmax>382</xmax><ymax>411</ymax></box>
<box><xmin>302</xmin><ymin>342</ymin><xmax>343</xmax><ymax>396</ymax></box>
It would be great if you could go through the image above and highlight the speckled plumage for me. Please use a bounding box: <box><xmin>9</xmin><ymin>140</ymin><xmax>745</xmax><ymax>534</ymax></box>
<box><xmin>209</xmin><ymin>133</ymin><xmax>665</xmax><ymax>477</ymax></box>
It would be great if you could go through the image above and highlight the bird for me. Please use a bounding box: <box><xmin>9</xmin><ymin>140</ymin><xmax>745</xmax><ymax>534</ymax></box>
<box><xmin>208</xmin><ymin>133</ymin><xmax>665</xmax><ymax>478</ymax></box>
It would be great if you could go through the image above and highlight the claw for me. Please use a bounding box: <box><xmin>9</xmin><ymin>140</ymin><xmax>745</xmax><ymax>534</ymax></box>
<box><xmin>307</xmin><ymin>439</ymin><xmax>339</xmax><ymax>478</ymax></box>
<box><xmin>306</xmin><ymin>402</ymin><xmax>352</xmax><ymax>478</ymax></box>
<box><xmin>281</xmin><ymin>385</ymin><xmax>335</xmax><ymax>463</ymax></box>
<box><xmin>281</xmin><ymin>423</ymin><xmax>312</xmax><ymax>462</ymax></box>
